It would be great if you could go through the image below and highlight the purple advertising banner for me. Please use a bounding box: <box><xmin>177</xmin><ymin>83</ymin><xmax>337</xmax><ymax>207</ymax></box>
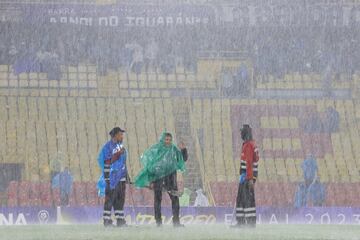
<box><xmin>1</xmin><ymin>207</ymin><xmax>360</xmax><ymax>225</ymax></box>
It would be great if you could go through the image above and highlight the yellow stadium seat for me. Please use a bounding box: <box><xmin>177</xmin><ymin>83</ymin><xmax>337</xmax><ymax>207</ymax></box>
<box><xmin>274</xmin><ymin>158</ymin><xmax>288</xmax><ymax>181</ymax></box>
<box><xmin>66</xmin><ymin>98</ymin><xmax>78</xmax><ymax>121</ymax></box>
<box><xmin>0</xmin><ymin>96</ymin><xmax>8</xmax><ymax>121</ymax></box>
<box><xmin>285</xmin><ymin>158</ymin><xmax>298</xmax><ymax>182</ymax></box>
<box><xmin>95</xmin><ymin>98</ymin><xmax>106</xmax><ymax>122</ymax></box>
<box><xmin>47</xmin><ymin>97</ymin><xmax>57</xmax><ymax>121</ymax></box>
<box><xmin>0</xmin><ymin>121</ymin><xmax>6</xmax><ymax>162</ymax></box>
<box><xmin>25</xmin><ymin>121</ymin><xmax>38</xmax><ymax>179</ymax></box>
<box><xmin>124</xmin><ymin>99</ymin><xmax>140</xmax><ymax>177</ymax></box>
<box><xmin>221</xmin><ymin>99</ymin><xmax>236</xmax><ymax>180</ymax></box>
<box><xmin>78</xmin><ymin>65</ymin><xmax>87</xmax><ymax>73</ymax></box>
<box><xmin>76</xmin><ymin>98</ymin><xmax>87</xmax><ymax>120</ymax></box>
<box><xmin>35</xmin><ymin>121</ymin><xmax>50</xmax><ymax>181</ymax></box>
<box><xmin>5</xmin><ymin>121</ymin><xmax>16</xmax><ymax>163</ymax></box>
<box><xmin>8</xmin><ymin>97</ymin><xmax>19</xmax><ymax>121</ymax></box>
<box><xmin>153</xmin><ymin>99</ymin><xmax>165</xmax><ymax>137</ymax></box>
<box><xmin>264</xmin><ymin>158</ymin><xmax>277</xmax><ymax>181</ymax></box>
<box><xmin>163</xmin><ymin>99</ymin><xmax>176</xmax><ymax>138</ymax></box>
<box><xmin>147</xmin><ymin>73</ymin><xmax>156</xmax><ymax>81</ymax></box>
<box><xmin>144</xmin><ymin>100</ymin><xmax>157</xmax><ymax>144</ymax></box>
<box><xmin>84</xmin><ymin>121</ymin><xmax>99</xmax><ymax>180</ymax></box>
<box><xmin>0</xmin><ymin>65</ymin><xmax>9</xmax><ymax>72</ymax></box>
<box><xmin>167</xmin><ymin>74</ymin><xmax>176</xmax><ymax>81</ymax></box>
<box><xmin>212</xmin><ymin>100</ymin><xmax>226</xmax><ymax>180</ymax></box>
<box><xmin>203</xmin><ymin>99</ymin><xmax>216</xmax><ymax>182</ymax></box>
<box><xmin>45</xmin><ymin>121</ymin><xmax>57</xmax><ymax>154</ymax></box>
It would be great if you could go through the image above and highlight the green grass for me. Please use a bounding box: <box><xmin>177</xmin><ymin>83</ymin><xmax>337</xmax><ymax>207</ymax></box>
<box><xmin>1</xmin><ymin>224</ymin><xmax>359</xmax><ymax>240</ymax></box>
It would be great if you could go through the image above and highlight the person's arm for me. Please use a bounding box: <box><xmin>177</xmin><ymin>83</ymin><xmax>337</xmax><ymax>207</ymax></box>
<box><xmin>110</xmin><ymin>148</ymin><xmax>125</xmax><ymax>164</ymax></box>
<box><xmin>181</xmin><ymin>148</ymin><xmax>188</xmax><ymax>162</ymax></box>
<box><xmin>252</xmin><ymin>146</ymin><xmax>259</xmax><ymax>183</ymax></box>
<box><xmin>240</xmin><ymin>146</ymin><xmax>247</xmax><ymax>176</ymax></box>
<box><xmin>104</xmin><ymin>146</ymin><xmax>112</xmax><ymax>185</ymax></box>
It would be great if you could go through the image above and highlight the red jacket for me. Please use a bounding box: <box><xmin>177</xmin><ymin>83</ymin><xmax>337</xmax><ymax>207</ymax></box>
<box><xmin>240</xmin><ymin>140</ymin><xmax>259</xmax><ymax>180</ymax></box>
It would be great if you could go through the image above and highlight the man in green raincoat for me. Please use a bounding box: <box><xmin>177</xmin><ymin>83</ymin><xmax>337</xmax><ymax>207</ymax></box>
<box><xmin>135</xmin><ymin>132</ymin><xmax>187</xmax><ymax>227</ymax></box>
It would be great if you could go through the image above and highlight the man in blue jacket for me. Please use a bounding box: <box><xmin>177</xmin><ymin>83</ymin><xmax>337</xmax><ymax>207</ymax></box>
<box><xmin>100</xmin><ymin>127</ymin><xmax>128</xmax><ymax>227</ymax></box>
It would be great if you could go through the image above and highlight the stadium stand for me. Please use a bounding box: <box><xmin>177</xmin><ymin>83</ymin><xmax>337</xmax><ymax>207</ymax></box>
<box><xmin>0</xmin><ymin>31</ymin><xmax>359</xmax><ymax>207</ymax></box>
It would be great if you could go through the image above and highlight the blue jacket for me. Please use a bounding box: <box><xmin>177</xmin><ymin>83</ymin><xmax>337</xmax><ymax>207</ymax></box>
<box><xmin>97</xmin><ymin>140</ymin><xmax>127</xmax><ymax>196</ymax></box>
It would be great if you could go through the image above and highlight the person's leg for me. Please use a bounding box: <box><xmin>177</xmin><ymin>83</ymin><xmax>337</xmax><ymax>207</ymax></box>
<box><xmin>235</xmin><ymin>183</ymin><xmax>246</xmax><ymax>226</ymax></box>
<box><xmin>60</xmin><ymin>192</ymin><xmax>66</xmax><ymax>206</ymax></box>
<box><xmin>64</xmin><ymin>193</ymin><xmax>69</xmax><ymax>206</ymax></box>
<box><xmin>169</xmin><ymin>193</ymin><xmax>182</xmax><ymax>226</ymax></box>
<box><xmin>103</xmin><ymin>185</ymin><xmax>113</xmax><ymax>226</ymax></box>
<box><xmin>244</xmin><ymin>181</ymin><xmax>256</xmax><ymax>227</ymax></box>
<box><xmin>113</xmin><ymin>181</ymin><xmax>127</xmax><ymax>226</ymax></box>
<box><xmin>153</xmin><ymin>179</ymin><xmax>163</xmax><ymax>226</ymax></box>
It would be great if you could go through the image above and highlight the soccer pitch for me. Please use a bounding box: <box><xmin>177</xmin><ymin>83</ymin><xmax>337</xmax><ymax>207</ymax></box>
<box><xmin>1</xmin><ymin>224</ymin><xmax>359</xmax><ymax>240</ymax></box>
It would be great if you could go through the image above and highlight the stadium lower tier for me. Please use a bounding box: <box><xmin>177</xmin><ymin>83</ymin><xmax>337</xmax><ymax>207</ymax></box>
<box><xmin>4</xmin><ymin>181</ymin><xmax>360</xmax><ymax>207</ymax></box>
<box><xmin>1</xmin><ymin>96</ymin><xmax>360</xmax><ymax>185</ymax></box>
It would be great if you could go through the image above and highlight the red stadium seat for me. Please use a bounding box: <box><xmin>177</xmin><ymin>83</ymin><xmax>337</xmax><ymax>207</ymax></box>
<box><xmin>74</xmin><ymin>182</ymin><xmax>87</xmax><ymax>206</ymax></box>
<box><xmin>52</xmin><ymin>187</ymin><xmax>61</xmax><ymax>207</ymax></box>
<box><xmin>325</xmin><ymin>183</ymin><xmax>337</xmax><ymax>206</ymax></box>
<box><xmin>29</xmin><ymin>182</ymin><xmax>41</xmax><ymax>206</ymax></box>
<box><xmin>7</xmin><ymin>181</ymin><xmax>18</xmax><ymax>207</ymax></box>
<box><xmin>18</xmin><ymin>181</ymin><xmax>30</xmax><ymax>207</ymax></box>
<box><xmin>39</xmin><ymin>182</ymin><xmax>52</xmax><ymax>207</ymax></box>
<box><xmin>86</xmin><ymin>182</ymin><xmax>99</xmax><ymax>206</ymax></box>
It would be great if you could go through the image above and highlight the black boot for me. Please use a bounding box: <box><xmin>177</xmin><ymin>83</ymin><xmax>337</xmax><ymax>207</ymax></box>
<box><xmin>116</xmin><ymin>219</ymin><xmax>127</xmax><ymax>227</ymax></box>
<box><xmin>246</xmin><ymin>217</ymin><xmax>256</xmax><ymax>228</ymax></box>
<box><xmin>104</xmin><ymin>219</ymin><xmax>113</xmax><ymax>227</ymax></box>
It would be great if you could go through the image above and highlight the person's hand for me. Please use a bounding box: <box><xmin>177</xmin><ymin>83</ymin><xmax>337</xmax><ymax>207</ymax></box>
<box><xmin>111</xmin><ymin>148</ymin><xmax>125</xmax><ymax>162</ymax></box>
<box><xmin>148</xmin><ymin>182</ymin><xmax>154</xmax><ymax>190</ymax></box>
<box><xmin>179</xmin><ymin>142</ymin><xmax>186</xmax><ymax>150</ymax></box>
<box><xmin>239</xmin><ymin>173</ymin><xmax>246</xmax><ymax>184</ymax></box>
<box><xmin>119</xmin><ymin>147</ymin><xmax>125</xmax><ymax>155</ymax></box>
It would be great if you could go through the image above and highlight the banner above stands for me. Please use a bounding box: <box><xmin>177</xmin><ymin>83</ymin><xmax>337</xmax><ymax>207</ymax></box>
<box><xmin>1</xmin><ymin>207</ymin><xmax>360</xmax><ymax>225</ymax></box>
<box><xmin>0</xmin><ymin>3</ymin><xmax>216</xmax><ymax>27</ymax></box>
<box><xmin>1</xmin><ymin>1</ymin><xmax>360</xmax><ymax>27</ymax></box>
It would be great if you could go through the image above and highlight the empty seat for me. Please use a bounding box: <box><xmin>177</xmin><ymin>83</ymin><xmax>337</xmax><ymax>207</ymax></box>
<box><xmin>7</xmin><ymin>181</ymin><xmax>18</xmax><ymax>207</ymax></box>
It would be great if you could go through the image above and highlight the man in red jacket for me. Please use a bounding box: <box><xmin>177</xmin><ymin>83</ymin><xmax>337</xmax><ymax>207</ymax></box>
<box><xmin>232</xmin><ymin>124</ymin><xmax>259</xmax><ymax>228</ymax></box>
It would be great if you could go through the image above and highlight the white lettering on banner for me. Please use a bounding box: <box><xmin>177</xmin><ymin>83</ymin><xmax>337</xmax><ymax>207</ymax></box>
<box><xmin>48</xmin><ymin>8</ymin><xmax>74</xmax><ymax>15</ymax></box>
<box><xmin>136</xmin><ymin>17</ymin><xmax>145</xmax><ymax>26</ymax></box>
<box><xmin>0</xmin><ymin>213</ymin><xmax>27</xmax><ymax>226</ymax></box>
<box><xmin>269</xmin><ymin>214</ymin><xmax>278</xmax><ymax>224</ymax></box>
<box><xmin>305</xmin><ymin>213</ymin><xmax>314</xmax><ymax>224</ymax></box>
<box><xmin>337</xmin><ymin>214</ymin><xmax>345</xmax><ymax>224</ymax></box>
<box><xmin>230</xmin><ymin>212</ymin><xmax>360</xmax><ymax>225</ymax></box>
<box><xmin>49</xmin><ymin>17</ymin><xmax>93</xmax><ymax>26</ymax></box>
<box><xmin>224</xmin><ymin>214</ymin><xmax>233</xmax><ymax>225</ymax></box>
<box><xmin>320</xmin><ymin>213</ymin><xmax>331</xmax><ymax>224</ymax></box>
<box><xmin>99</xmin><ymin>17</ymin><xmax>108</xmax><ymax>26</ymax></box>
<box><xmin>166</xmin><ymin>17</ymin><xmax>173</xmax><ymax>25</ymax></box>
<box><xmin>125</xmin><ymin>16</ymin><xmax>209</xmax><ymax>27</ymax></box>
<box><xmin>49</xmin><ymin>15</ymin><xmax>210</xmax><ymax>27</ymax></box>
<box><xmin>353</xmin><ymin>214</ymin><xmax>360</xmax><ymax>224</ymax></box>
<box><xmin>157</xmin><ymin>17</ymin><xmax>164</xmax><ymax>25</ymax></box>
<box><xmin>109</xmin><ymin>16</ymin><xmax>118</xmax><ymax>26</ymax></box>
